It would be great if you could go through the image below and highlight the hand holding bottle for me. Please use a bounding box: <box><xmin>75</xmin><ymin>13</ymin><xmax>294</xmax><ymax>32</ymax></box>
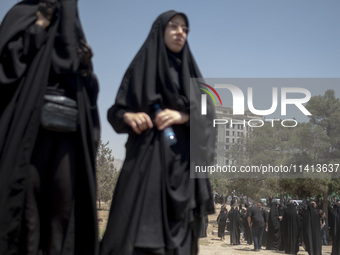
<box><xmin>154</xmin><ymin>104</ymin><xmax>190</xmax><ymax>146</ymax></box>
<box><xmin>154</xmin><ymin>107</ymin><xmax>189</xmax><ymax>130</ymax></box>
<box><xmin>123</xmin><ymin>105</ymin><xmax>189</xmax><ymax>138</ymax></box>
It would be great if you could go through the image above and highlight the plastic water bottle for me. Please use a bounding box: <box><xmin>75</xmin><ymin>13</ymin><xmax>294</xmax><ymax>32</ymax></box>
<box><xmin>154</xmin><ymin>104</ymin><xmax>177</xmax><ymax>146</ymax></box>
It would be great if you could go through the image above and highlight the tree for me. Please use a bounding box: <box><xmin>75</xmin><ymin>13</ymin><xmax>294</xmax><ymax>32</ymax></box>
<box><xmin>305</xmin><ymin>90</ymin><xmax>340</xmax><ymax>215</ymax></box>
<box><xmin>211</xmin><ymin>90</ymin><xmax>340</xmax><ymax>209</ymax></box>
<box><xmin>96</xmin><ymin>140</ymin><xmax>119</xmax><ymax>209</ymax></box>
<box><xmin>307</xmin><ymin>89</ymin><xmax>340</xmax><ymax>160</ymax></box>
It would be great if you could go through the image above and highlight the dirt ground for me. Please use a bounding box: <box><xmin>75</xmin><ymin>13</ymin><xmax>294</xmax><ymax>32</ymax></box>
<box><xmin>198</xmin><ymin>233</ymin><xmax>332</xmax><ymax>255</ymax></box>
<box><xmin>97</xmin><ymin>205</ymin><xmax>333</xmax><ymax>255</ymax></box>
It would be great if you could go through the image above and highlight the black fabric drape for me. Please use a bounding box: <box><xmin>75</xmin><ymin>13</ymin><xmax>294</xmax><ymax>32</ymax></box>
<box><xmin>266</xmin><ymin>202</ymin><xmax>281</xmax><ymax>250</ymax></box>
<box><xmin>199</xmin><ymin>215</ymin><xmax>208</xmax><ymax>238</ymax></box>
<box><xmin>101</xmin><ymin>10</ymin><xmax>215</xmax><ymax>255</ymax></box>
<box><xmin>281</xmin><ymin>204</ymin><xmax>299</xmax><ymax>254</ymax></box>
<box><xmin>0</xmin><ymin>1</ymin><xmax>100</xmax><ymax>254</ymax></box>
<box><xmin>217</xmin><ymin>212</ymin><xmax>228</xmax><ymax>238</ymax></box>
<box><xmin>243</xmin><ymin>212</ymin><xmax>253</xmax><ymax>245</ymax></box>
<box><xmin>228</xmin><ymin>208</ymin><xmax>241</xmax><ymax>245</ymax></box>
<box><xmin>332</xmin><ymin>204</ymin><xmax>340</xmax><ymax>255</ymax></box>
<box><xmin>302</xmin><ymin>203</ymin><xmax>322</xmax><ymax>255</ymax></box>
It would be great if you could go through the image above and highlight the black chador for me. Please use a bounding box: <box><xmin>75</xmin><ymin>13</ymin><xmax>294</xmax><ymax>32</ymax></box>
<box><xmin>217</xmin><ymin>210</ymin><xmax>228</xmax><ymax>240</ymax></box>
<box><xmin>266</xmin><ymin>202</ymin><xmax>281</xmax><ymax>250</ymax></box>
<box><xmin>228</xmin><ymin>207</ymin><xmax>241</xmax><ymax>245</ymax></box>
<box><xmin>0</xmin><ymin>1</ymin><xmax>100</xmax><ymax>254</ymax></box>
<box><xmin>302</xmin><ymin>202</ymin><xmax>322</xmax><ymax>255</ymax></box>
<box><xmin>332</xmin><ymin>203</ymin><xmax>340</xmax><ymax>255</ymax></box>
<box><xmin>100</xmin><ymin>10</ymin><xmax>216</xmax><ymax>255</ymax></box>
<box><xmin>281</xmin><ymin>203</ymin><xmax>300</xmax><ymax>254</ymax></box>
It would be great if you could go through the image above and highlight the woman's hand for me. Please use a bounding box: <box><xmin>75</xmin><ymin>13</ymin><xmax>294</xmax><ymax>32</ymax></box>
<box><xmin>154</xmin><ymin>109</ymin><xmax>189</xmax><ymax>130</ymax></box>
<box><xmin>35</xmin><ymin>0</ymin><xmax>60</xmax><ymax>29</ymax></box>
<box><xmin>123</xmin><ymin>112</ymin><xmax>153</xmax><ymax>134</ymax></box>
<box><xmin>35</xmin><ymin>11</ymin><xmax>51</xmax><ymax>29</ymax></box>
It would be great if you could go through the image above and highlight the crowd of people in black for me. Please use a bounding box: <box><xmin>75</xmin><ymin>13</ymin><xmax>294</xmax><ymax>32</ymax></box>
<box><xmin>215</xmin><ymin>198</ymin><xmax>340</xmax><ymax>254</ymax></box>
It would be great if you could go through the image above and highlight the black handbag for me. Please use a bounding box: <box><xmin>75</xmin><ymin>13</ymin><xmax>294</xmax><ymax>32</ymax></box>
<box><xmin>41</xmin><ymin>94</ymin><xmax>78</xmax><ymax>132</ymax></box>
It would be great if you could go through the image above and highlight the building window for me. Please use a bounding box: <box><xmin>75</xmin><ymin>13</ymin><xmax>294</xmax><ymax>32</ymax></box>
<box><xmin>225</xmin><ymin>145</ymin><xmax>229</xmax><ymax>150</ymax></box>
<box><xmin>225</xmin><ymin>159</ymin><xmax>229</xmax><ymax>165</ymax></box>
<box><xmin>226</xmin><ymin>130</ymin><xmax>229</xmax><ymax>136</ymax></box>
<box><xmin>225</xmin><ymin>138</ymin><xmax>229</xmax><ymax>143</ymax></box>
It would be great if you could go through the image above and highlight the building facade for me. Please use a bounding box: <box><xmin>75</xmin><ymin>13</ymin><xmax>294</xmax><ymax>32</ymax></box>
<box><xmin>214</xmin><ymin>106</ymin><xmax>263</xmax><ymax>166</ymax></box>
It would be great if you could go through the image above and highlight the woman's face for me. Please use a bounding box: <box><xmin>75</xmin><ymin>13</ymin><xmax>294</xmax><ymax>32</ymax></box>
<box><xmin>164</xmin><ymin>15</ymin><xmax>188</xmax><ymax>53</ymax></box>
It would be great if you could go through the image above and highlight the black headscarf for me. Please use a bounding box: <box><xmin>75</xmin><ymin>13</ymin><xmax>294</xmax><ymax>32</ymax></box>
<box><xmin>109</xmin><ymin>10</ymin><xmax>197</xmax><ymax>127</ymax></box>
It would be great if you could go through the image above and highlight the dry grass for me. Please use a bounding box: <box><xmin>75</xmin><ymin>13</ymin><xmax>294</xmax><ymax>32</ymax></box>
<box><xmin>97</xmin><ymin>203</ymin><xmax>110</xmax><ymax>240</ymax></box>
<box><xmin>97</xmin><ymin>203</ymin><xmax>226</xmax><ymax>240</ymax></box>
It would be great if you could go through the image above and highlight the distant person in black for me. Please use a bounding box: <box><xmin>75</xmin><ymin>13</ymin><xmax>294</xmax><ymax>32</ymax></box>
<box><xmin>329</xmin><ymin>202</ymin><xmax>335</xmax><ymax>244</ymax></box>
<box><xmin>243</xmin><ymin>203</ymin><xmax>253</xmax><ymax>245</ymax></box>
<box><xmin>320</xmin><ymin>211</ymin><xmax>328</xmax><ymax>246</ymax></box>
<box><xmin>278</xmin><ymin>203</ymin><xmax>285</xmax><ymax>251</ymax></box>
<box><xmin>259</xmin><ymin>205</ymin><xmax>269</xmax><ymax>249</ymax></box>
<box><xmin>303</xmin><ymin>201</ymin><xmax>322</xmax><ymax>255</ymax></box>
<box><xmin>239</xmin><ymin>204</ymin><xmax>245</xmax><ymax>239</ymax></box>
<box><xmin>266</xmin><ymin>201</ymin><xmax>281</xmax><ymax>251</ymax></box>
<box><xmin>228</xmin><ymin>206</ymin><xmax>241</xmax><ymax>245</ymax></box>
<box><xmin>217</xmin><ymin>210</ymin><xmax>228</xmax><ymax>240</ymax></box>
<box><xmin>247</xmin><ymin>201</ymin><xmax>265</xmax><ymax>251</ymax></box>
<box><xmin>281</xmin><ymin>201</ymin><xmax>300</xmax><ymax>254</ymax></box>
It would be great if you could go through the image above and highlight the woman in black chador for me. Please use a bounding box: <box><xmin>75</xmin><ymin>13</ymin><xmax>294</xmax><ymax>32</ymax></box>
<box><xmin>266</xmin><ymin>201</ymin><xmax>281</xmax><ymax>250</ymax></box>
<box><xmin>101</xmin><ymin>10</ymin><xmax>216</xmax><ymax>255</ymax></box>
<box><xmin>0</xmin><ymin>0</ymin><xmax>100</xmax><ymax>254</ymax></box>
<box><xmin>217</xmin><ymin>210</ymin><xmax>228</xmax><ymax>240</ymax></box>
<box><xmin>302</xmin><ymin>201</ymin><xmax>322</xmax><ymax>255</ymax></box>
<box><xmin>228</xmin><ymin>207</ymin><xmax>241</xmax><ymax>245</ymax></box>
<box><xmin>281</xmin><ymin>202</ymin><xmax>300</xmax><ymax>254</ymax></box>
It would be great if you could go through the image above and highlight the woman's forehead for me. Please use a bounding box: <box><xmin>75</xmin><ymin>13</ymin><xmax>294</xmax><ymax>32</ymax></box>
<box><xmin>169</xmin><ymin>15</ymin><xmax>187</xmax><ymax>25</ymax></box>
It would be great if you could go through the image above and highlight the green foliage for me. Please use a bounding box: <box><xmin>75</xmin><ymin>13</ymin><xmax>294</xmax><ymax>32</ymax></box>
<box><xmin>307</xmin><ymin>89</ymin><xmax>340</xmax><ymax>159</ymax></box>
<box><xmin>213</xmin><ymin>90</ymin><xmax>340</xmax><ymax>201</ymax></box>
<box><xmin>96</xmin><ymin>140</ymin><xmax>120</xmax><ymax>208</ymax></box>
